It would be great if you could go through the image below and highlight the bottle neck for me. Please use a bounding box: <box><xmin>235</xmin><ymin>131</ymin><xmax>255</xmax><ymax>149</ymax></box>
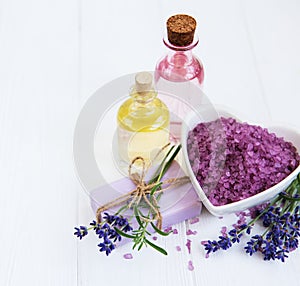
<box><xmin>130</xmin><ymin>87</ymin><xmax>157</xmax><ymax>105</ymax></box>
<box><xmin>163</xmin><ymin>35</ymin><xmax>199</xmax><ymax>50</ymax></box>
<box><xmin>155</xmin><ymin>35</ymin><xmax>204</xmax><ymax>84</ymax></box>
<box><xmin>163</xmin><ymin>35</ymin><xmax>199</xmax><ymax>67</ymax></box>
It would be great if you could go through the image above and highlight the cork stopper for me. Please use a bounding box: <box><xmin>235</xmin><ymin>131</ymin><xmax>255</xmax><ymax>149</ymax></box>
<box><xmin>135</xmin><ymin>72</ymin><xmax>153</xmax><ymax>93</ymax></box>
<box><xmin>166</xmin><ymin>14</ymin><xmax>196</xmax><ymax>47</ymax></box>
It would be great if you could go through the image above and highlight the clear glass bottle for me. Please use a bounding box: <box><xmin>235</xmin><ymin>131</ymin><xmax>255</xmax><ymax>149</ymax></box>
<box><xmin>155</xmin><ymin>14</ymin><xmax>204</xmax><ymax>142</ymax></box>
<box><xmin>117</xmin><ymin>72</ymin><xmax>170</xmax><ymax>164</ymax></box>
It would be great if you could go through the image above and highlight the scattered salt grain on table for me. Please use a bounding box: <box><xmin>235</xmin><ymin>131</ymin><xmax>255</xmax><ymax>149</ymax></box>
<box><xmin>186</xmin><ymin>229</ymin><xmax>197</xmax><ymax>236</ymax></box>
<box><xmin>188</xmin><ymin>260</ymin><xmax>194</xmax><ymax>271</ymax></box>
<box><xmin>123</xmin><ymin>253</ymin><xmax>133</xmax><ymax>260</ymax></box>
<box><xmin>187</xmin><ymin>117</ymin><xmax>300</xmax><ymax>206</ymax></box>
<box><xmin>186</xmin><ymin>239</ymin><xmax>192</xmax><ymax>254</ymax></box>
<box><xmin>220</xmin><ymin>226</ymin><xmax>227</xmax><ymax>236</ymax></box>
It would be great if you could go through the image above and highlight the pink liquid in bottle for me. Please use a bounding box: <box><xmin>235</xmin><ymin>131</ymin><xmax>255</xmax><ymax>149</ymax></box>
<box><xmin>155</xmin><ymin>15</ymin><xmax>205</xmax><ymax>142</ymax></box>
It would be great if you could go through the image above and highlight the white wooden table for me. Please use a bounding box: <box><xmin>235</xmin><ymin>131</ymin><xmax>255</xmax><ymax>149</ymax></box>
<box><xmin>1</xmin><ymin>1</ymin><xmax>300</xmax><ymax>285</ymax></box>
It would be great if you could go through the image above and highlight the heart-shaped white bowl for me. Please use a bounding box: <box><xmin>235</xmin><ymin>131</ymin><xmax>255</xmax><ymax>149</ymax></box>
<box><xmin>181</xmin><ymin>106</ymin><xmax>300</xmax><ymax>216</ymax></box>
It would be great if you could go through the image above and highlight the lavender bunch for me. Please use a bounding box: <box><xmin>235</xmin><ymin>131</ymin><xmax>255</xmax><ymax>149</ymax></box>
<box><xmin>74</xmin><ymin>144</ymin><xmax>181</xmax><ymax>256</ymax></box>
<box><xmin>203</xmin><ymin>173</ymin><xmax>300</xmax><ymax>262</ymax></box>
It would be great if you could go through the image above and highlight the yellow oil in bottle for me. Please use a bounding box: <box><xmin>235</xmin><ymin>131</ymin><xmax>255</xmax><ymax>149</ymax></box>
<box><xmin>117</xmin><ymin>72</ymin><xmax>170</xmax><ymax>164</ymax></box>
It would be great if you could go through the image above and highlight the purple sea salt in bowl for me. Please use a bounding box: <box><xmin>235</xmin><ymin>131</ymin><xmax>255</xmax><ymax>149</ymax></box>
<box><xmin>181</xmin><ymin>107</ymin><xmax>300</xmax><ymax>216</ymax></box>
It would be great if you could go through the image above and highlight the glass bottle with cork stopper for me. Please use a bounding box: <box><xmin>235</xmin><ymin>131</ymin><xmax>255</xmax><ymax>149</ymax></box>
<box><xmin>155</xmin><ymin>14</ymin><xmax>204</xmax><ymax>142</ymax></box>
<box><xmin>117</xmin><ymin>72</ymin><xmax>170</xmax><ymax>165</ymax></box>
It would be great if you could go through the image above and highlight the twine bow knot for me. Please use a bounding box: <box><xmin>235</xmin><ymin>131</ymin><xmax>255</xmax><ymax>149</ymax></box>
<box><xmin>96</xmin><ymin>154</ymin><xmax>189</xmax><ymax>229</ymax></box>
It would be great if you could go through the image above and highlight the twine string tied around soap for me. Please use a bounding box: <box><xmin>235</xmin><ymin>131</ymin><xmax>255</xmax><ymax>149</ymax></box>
<box><xmin>95</xmin><ymin>149</ymin><xmax>189</xmax><ymax>229</ymax></box>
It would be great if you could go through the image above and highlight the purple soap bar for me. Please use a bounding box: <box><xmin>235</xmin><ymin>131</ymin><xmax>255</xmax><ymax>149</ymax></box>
<box><xmin>90</xmin><ymin>161</ymin><xmax>202</xmax><ymax>238</ymax></box>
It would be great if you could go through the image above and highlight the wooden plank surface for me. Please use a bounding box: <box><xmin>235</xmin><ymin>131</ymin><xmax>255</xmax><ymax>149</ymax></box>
<box><xmin>78</xmin><ymin>1</ymin><xmax>300</xmax><ymax>286</ymax></box>
<box><xmin>0</xmin><ymin>0</ymin><xmax>299</xmax><ymax>285</ymax></box>
<box><xmin>0</xmin><ymin>0</ymin><xmax>79</xmax><ymax>285</ymax></box>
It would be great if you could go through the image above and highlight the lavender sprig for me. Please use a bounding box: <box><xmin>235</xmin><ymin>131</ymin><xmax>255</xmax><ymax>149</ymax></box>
<box><xmin>74</xmin><ymin>213</ymin><xmax>132</xmax><ymax>256</ymax></box>
<box><xmin>202</xmin><ymin>173</ymin><xmax>300</xmax><ymax>262</ymax></box>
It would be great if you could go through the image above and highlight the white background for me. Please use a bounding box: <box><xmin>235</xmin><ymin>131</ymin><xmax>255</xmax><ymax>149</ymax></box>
<box><xmin>1</xmin><ymin>0</ymin><xmax>300</xmax><ymax>285</ymax></box>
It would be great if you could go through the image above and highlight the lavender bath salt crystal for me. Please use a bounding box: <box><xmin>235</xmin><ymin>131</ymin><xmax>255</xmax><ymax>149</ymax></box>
<box><xmin>187</xmin><ymin>117</ymin><xmax>300</xmax><ymax>206</ymax></box>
